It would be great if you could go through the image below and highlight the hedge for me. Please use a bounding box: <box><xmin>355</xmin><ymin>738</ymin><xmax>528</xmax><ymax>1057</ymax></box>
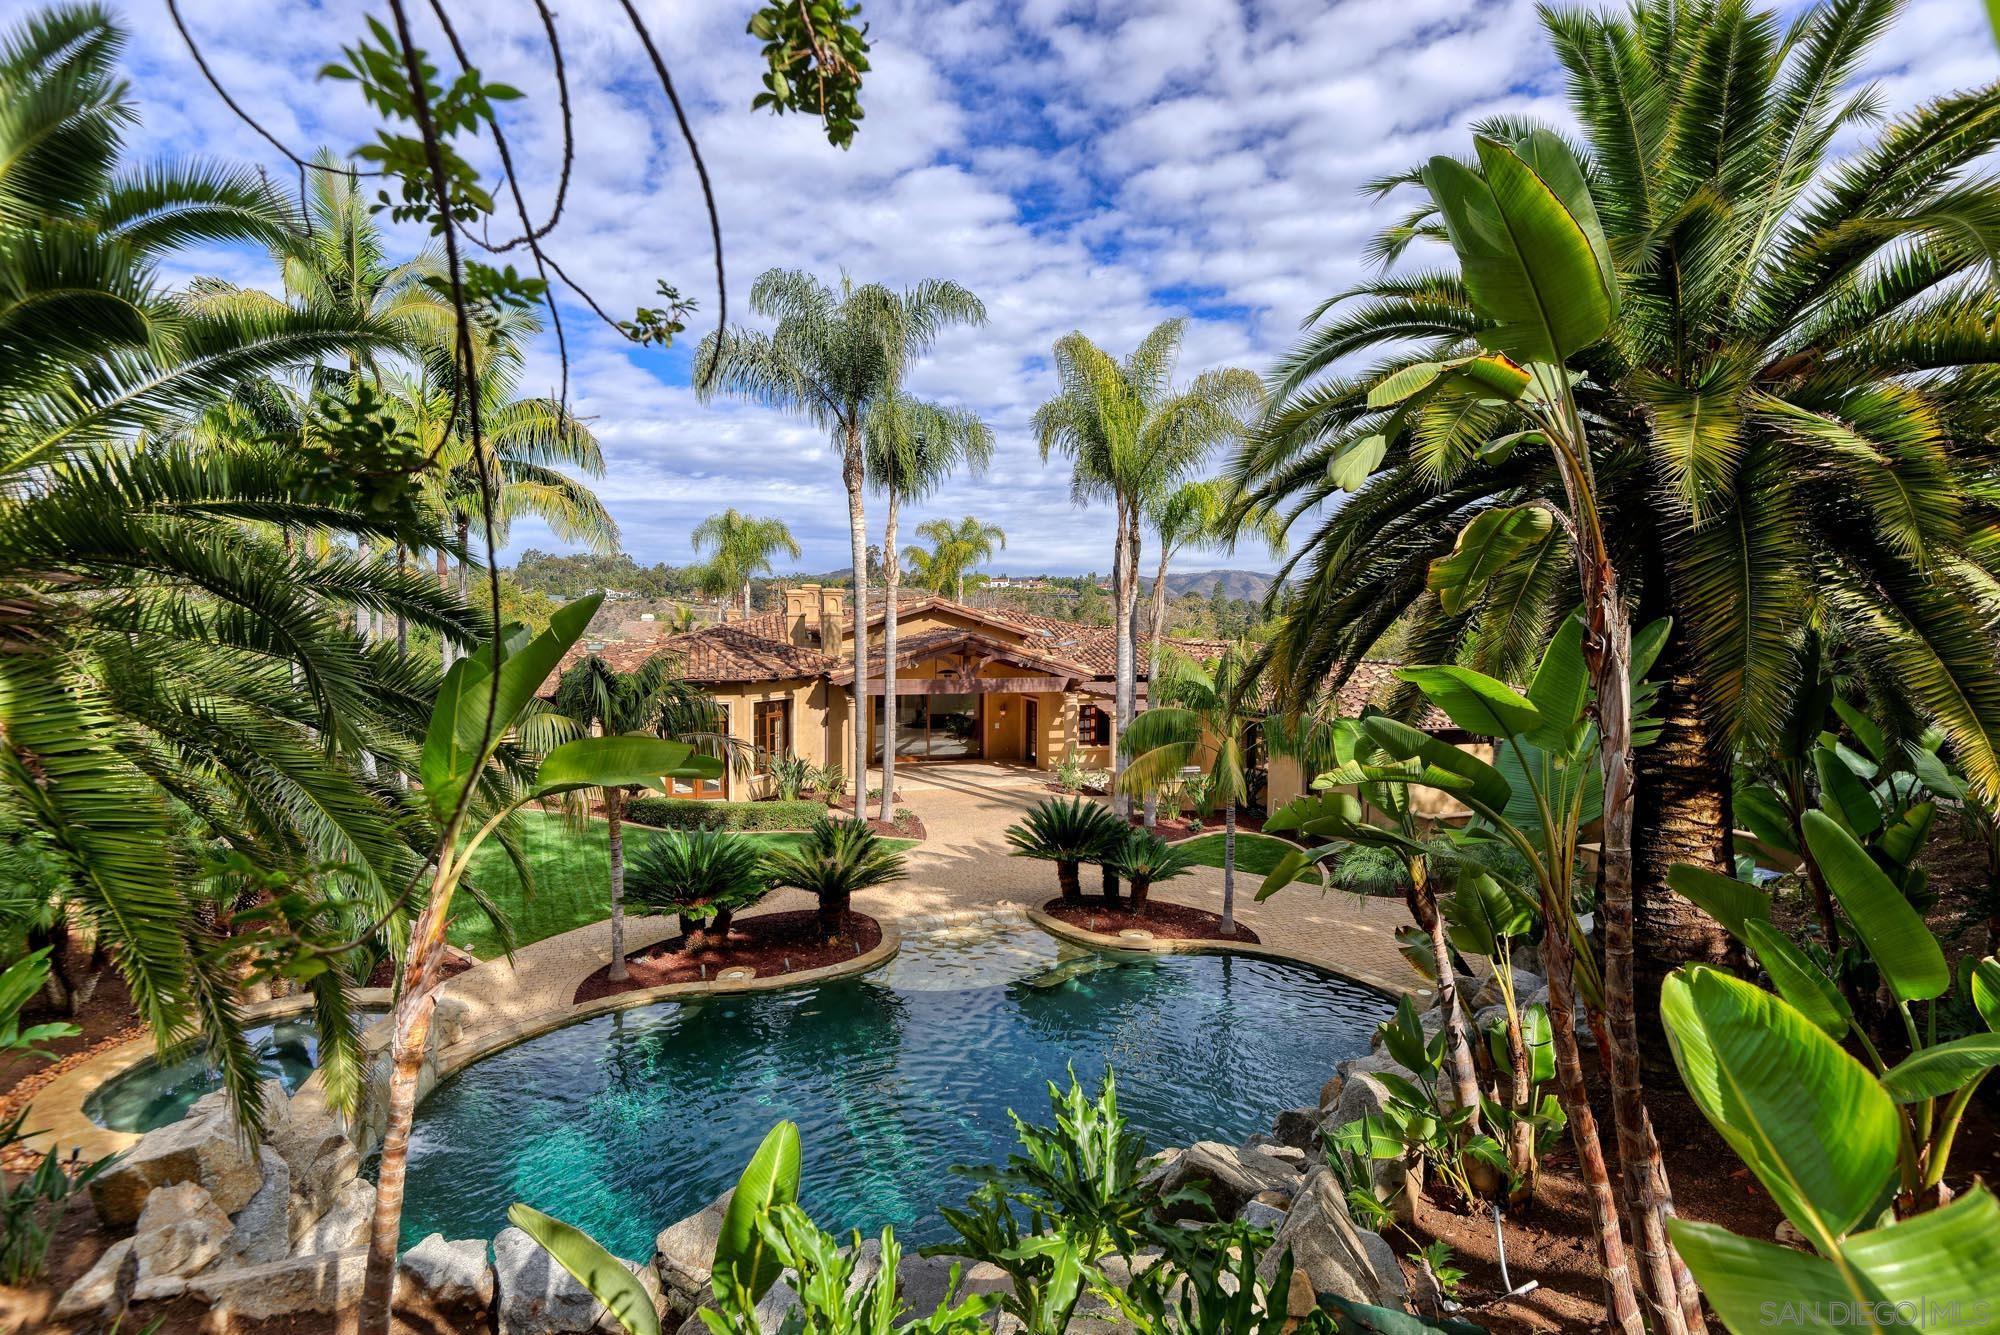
<box><xmin>622</xmin><ymin>797</ymin><xmax>829</xmax><ymax>832</ymax></box>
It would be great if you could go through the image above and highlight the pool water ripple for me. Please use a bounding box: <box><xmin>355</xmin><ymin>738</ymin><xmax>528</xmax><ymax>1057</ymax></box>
<box><xmin>390</xmin><ymin>922</ymin><xmax>1394</xmax><ymax>1257</ymax></box>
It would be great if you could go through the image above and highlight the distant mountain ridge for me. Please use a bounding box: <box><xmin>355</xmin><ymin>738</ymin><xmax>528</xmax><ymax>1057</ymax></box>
<box><xmin>1144</xmin><ymin>569</ymin><xmax>1277</xmax><ymax>601</ymax></box>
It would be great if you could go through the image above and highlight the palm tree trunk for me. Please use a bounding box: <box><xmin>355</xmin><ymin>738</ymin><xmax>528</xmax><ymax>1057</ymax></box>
<box><xmin>1143</xmin><ymin>544</ymin><xmax>1173</xmax><ymax>828</ymax></box>
<box><xmin>880</xmin><ymin>490</ymin><xmax>901</xmax><ymax>824</ymax></box>
<box><xmin>435</xmin><ymin>546</ymin><xmax>453</xmax><ymax>670</ymax></box>
<box><xmin>1100</xmin><ymin>862</ymin><xmax>1120</xmax><ymax>901</ymax></box>
<box><xmin>844</xmin><ymin>425</ymin><xmax>870</xmax><ymax>810</ymax></box>
<box><xmin>1584</xmin><ymin>557</ymin><xmax>1700</xmax><ymax>1335</ymax></box>
<box><xmin>1111</xmin><ymin>505</ymin><xmax>1138</xmax><ymax>819</ymax></box>
<box><xmin>1058</xmin><ymin>859</ymin><xmax>1082</xmax><ymax>901</ymax></box>
<box><xmin>741</xmin><ymin>581</ymin><xmax>753</xmax><ymax>619</ymax></box>
<box><xmin>1220</xmin><ymin>800</ymin><xmax>1237</xmax><ymax>935</ymax></box>
<box><xmin>607</xmin><ymin>787</ymin><xmax>627</xmax><ymax>983</ymax></box>
<box><xmin>1634</xmin><ymin>645</ymin><xmax>1733</xmax><ymax>1017</ymax></box>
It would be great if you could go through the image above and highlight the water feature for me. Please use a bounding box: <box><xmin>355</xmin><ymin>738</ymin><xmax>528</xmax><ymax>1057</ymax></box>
<box><xmin>390</xmin><ymin>920</ymin><xmax>1395</xmax><ymax>1255</ymax></box>
<box><xmin>85</xmin><ymin>1010</ymin><xmax>384</xmax><ymax>1134</ymax></box>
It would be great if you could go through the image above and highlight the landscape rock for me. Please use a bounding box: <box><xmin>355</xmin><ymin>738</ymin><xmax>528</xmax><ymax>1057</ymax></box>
<box><xmin>185</xmin><ymin>1247</ymin><xmax>371</xmax><ymax>1319</ymax></box>
<box><xmin>1147</xmin><ymin>1140</ymin><xmax>1303</xmax><ymax>1220</ymax></box>
<box><xmin>269</xmin><ymin>1115</ymin><xmax>361</xmax><ymax>1241</ymax></box>
<box><xmin>1251</xmin><ymin>1144</ymin><xmax>1308</xmax><ymax>1169</ymax></box>
<box><xmin>90</xmin><ymin>1102</ymin><xmax>265</xmax><ymax>1226</ymax></box>
<box><xmin>894</xmin><ymin>1253</ymin><xmax>1012</xmax><ymax>1315</ymax></box>
<box><xmin>654</xmin><ymin>1187</ymin><xmax>732</xmax><ymax>1314</ymax></box>
<box><xmin>1318</xmin><ymin>1076</ymin><xmax>1342</xmax><ymax>1111</ymax></box>
<box><xmin>227</xmin><ymin>1146</ymin><xmax>293</xmax><ymax>1266</ymax></box>
<box><xmin>53</xmin><ymin>1239</ymin><xmax>134</xmax><ymax>1321</ymax></box>
<box><xmin>188</xmin><ymin>1077</ymin><xmax>292</xmax><ymax>1139</ymax></box>
<box><xmin>1272</xmin><ymin>1106</ymin><xmax>1321</xmax><ymax>1152</ymax></box>
<box><xmin>1239</xmin><ymin>1198</ymin><xmax>1288</xmax><ymax>1230</ymax></box>
<box><xmin>296</xmin><ymin>1176</ymin><xmax>375</xmax><ymax>1254</ymax></box>
<box><xmin>496</xmin><ymin>1224</ymin><xmax>663</xmax><ymax>1335</ymax></box>
<box><xmin>1257</xmin><ymin>1167</ymin><xmax>1408</xmax><ymax>1312</ymax></box>
<box><xmin>399</xmin><ymin>1233</ymin><xmax>496</xmax><ymax>1312</ymax></box>
<box><xmin>1473</xmin><ymin>969</ymin><xmax>1541</xmax><ymax>1010</ymax></box>
<box><xmin>131</xmin><ymin>1180</ymin><xmax>232</xmax><ymax>1294</ymax></box>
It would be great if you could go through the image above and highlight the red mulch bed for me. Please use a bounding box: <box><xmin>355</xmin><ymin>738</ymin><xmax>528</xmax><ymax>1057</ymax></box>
<box><xmin>826</xmin><ymin>800</ymin><xmax>926</xmax><ymax>840</ymax></box>
<box><xmin>1041</xmin><ymin>897</ymin><xmax>1262</xmax><ymax>944</ymax></box>
<box><xmin>363</xmin><ymin>948</ymin><xmax>476</xmax><ymax>990</ymax></box>
<box><xmin>573</xmin><ymin>910</ymin><xmax>883</xmax><ymax>1002</ymax></box>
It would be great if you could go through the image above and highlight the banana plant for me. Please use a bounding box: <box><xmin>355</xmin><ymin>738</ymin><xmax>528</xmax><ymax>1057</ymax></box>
<box><xmin>360</xmin><ymin>593</ymin><xmax>726</xmax><ymax>1333</ymax></box>
<box><xmin>1662</xmin><ymin>965</ymin><xmax>2000</xmax><ymax>1331</ymax></box>
<box><xmin>1668</xmin><ymin>813</ymin><xmax>2000</xmax><ymax>1215</ymax></box>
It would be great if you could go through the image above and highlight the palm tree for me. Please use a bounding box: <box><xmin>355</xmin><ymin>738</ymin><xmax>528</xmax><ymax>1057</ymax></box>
<box><xmin>1034</xmin><ymin>322</ymin><xmax>1260</xmax><ymax>815</ymax></box>
<box><xmin>907</xmin><ymin>515</ymin><xmax>1007</xmax><ymax>603</ymax></box>
<box><xmin>549</xmin><ymin>655</ymin><xmax>722</xmax><ymax>980</ymax></box>
<box><xmin>866</xmin><ymin>397</ymin><xmax>994</xmax><ymax>818</ymax></box>
<box><xmin>0</xmin><ymin>3</ymin><xmax>478</xmax><ymax>1130</ymax></box>
<box><xmin>1138</xmin><ymin>480</ymin><xmax>1280</xmax><ymax>825</ymax></box>
<box><xmin>762</xmin><ymin>816</ymin><xmax>908</xmax><ymax>939</ymax></box>
<box><xmin>1237</xmin><ymin>0</ymin><xmax>2000</xmax><ymax>992</ymax></box>
<box><xmin>690</xmin><ymin>508</ymin><xmax>802</xmax><ymax>619</ymax></box>
<box><xmin>1115</xmin><ymin>644</ymin><xmax>1261</xmax><ymax>934</ymax></box>
<box><xmin>1004</xmin><ymin>797</ymin><xmax>1127</xmax><ymax>902</ymax></box>
<box><xmin>696</xmin><ymin>270</ymin><xmax>986</xmax><ymax>805</ymax></box>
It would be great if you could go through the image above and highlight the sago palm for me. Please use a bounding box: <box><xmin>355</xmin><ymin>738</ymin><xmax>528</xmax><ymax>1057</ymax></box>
<box><xmin>1234</xmin><ymin>0</ymin><xmax>2000</xmax><ymax>984</ymax></box>
<box><xmin>866</xmin><ymin>394</ymin><xmax>993</xmax><ymax>818</ymax></box>
<box><xmin>1035</xmin><ymin>322</ymin><xmax>1260</xmax><ymax>814</ymax></box>
<box><xmin>696</xmin><ymin>269</ymin><xmax>986</xmax><ymax>805</ymax></box>
<box><xmin>690</xmin><ymin>507</ymin><xmax>802</xmax><ymax>619</ymax></box>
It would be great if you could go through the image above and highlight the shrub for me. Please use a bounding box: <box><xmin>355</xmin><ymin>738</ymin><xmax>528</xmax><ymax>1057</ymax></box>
<box><xmin>763</xmin><ymin>817</ymin><xmax>908</xmax><ymax>939</ymax></box>
<box><xmin>766</xmin><ymin>752</ymin><xmax>815</xmax><ymax>802</ymax></box>
<box><xmin>624</xmin><ymin>797</ymin><xmax>825</xmax><ymax>832</ymax></box>
<box><xmin>1101</xmin><ymin>831</ymin><xmax>1198</xmax><ymax>906</ymax></box>
<box><xmin>1004</xmin><ymin>797</ymin><xmax>1125</xmax><ymax>902</ymax></box>
<box><xmin>624</xmin><ymin>831</ymin><xmax>771</xmax><ymax>947</ymax></box>
<box><xmin>812</xmin><ymin>762</ymin><xmax>846</xmax><ymax>803</ymax></box>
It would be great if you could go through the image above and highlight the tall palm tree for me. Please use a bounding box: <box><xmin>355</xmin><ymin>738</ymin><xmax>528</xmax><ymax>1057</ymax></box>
<box><xmin>0</xmin><ymin>2</ymin><xmax>479</xmax><ymax>1130</ymax></box>
<box><xmin>1137</xmin><ymin>480</ymin><xmax>1281</xmax><ymax>825</ymax></box>
<box><xmin>696</xmin><ymin>270</ymin><xmax>986</xmax><ymax>804</ymax></box>
<box><xmin>907</xmin><ymin>514</ymin><xmax>1007</xmax><ymax>603</ymax></box>
<box><xmin>689</xmin><ymin>508</ymin><xmax>802</xmax><ymax>618</ymax></box>
<box><xmin>1115</xmin><ymin>644</ymin><xmax>1260</xmax><ymax>934</ymax></box>
<box><xmin>867</xmin><ymin>397</ymin><xmax>994</xmax><ymax>818</ymax></box>
<box><xmin>548</xmin><ymin>655</ymin><xmax>721</xmax><ymax>981</ymax></box>
<box><xmin>1034</xmin><ymin>322</ymin><xmax>1260</xmax><ymax>814</ymax></box>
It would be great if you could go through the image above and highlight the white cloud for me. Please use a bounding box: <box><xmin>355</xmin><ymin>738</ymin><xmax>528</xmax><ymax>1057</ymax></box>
<box><xmin>107</xmin><ymin>0</ymin><xmax>1996</xmax><ymax>577</ymax></box>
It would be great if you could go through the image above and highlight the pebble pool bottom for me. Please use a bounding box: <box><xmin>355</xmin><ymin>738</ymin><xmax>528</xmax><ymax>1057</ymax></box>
<box><xmin>387</xmin><ymin>920</ymin><xmax>1396</xmax><ymax>1256</ymax></box>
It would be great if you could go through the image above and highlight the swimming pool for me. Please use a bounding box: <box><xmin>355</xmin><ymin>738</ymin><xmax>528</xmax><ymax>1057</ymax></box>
<box><xmin>85</xmin><ymin>1010</ymin><xmax>383</xmax><ymax>1134</ymax></box>
<box><xmin>390</xmin><ymin>920</ymin><xmax>1394</xmax><ymax>1255</ymax></box>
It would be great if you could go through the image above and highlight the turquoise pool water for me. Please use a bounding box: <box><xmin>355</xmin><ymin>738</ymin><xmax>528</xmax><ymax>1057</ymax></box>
<box><xmin>85</xmin><ymin>1011</ymin><xmax>383</xmax><ymax>1134</ymax></box>
<box><xmin>391</xmin><ymin>921</ymin><xmax>1394</xmax><ymax>1256</ymax></box>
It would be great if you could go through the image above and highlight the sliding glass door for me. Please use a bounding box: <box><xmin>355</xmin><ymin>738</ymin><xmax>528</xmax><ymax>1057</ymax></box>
<box><xmin>874</xmin><ymin>694</ymin><xmax>984</xmax><ymax>759</ymax></box>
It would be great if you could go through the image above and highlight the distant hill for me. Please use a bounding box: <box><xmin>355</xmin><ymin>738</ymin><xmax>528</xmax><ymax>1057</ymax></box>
<box><xmin>1145</xmin><ymin>569</ymin><xmax>1277</xmax><ymax>601</ymax></box>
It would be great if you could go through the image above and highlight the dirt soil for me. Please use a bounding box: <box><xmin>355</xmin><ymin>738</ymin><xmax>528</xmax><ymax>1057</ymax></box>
<box><xmin>1040</xmin><ymin>896</ymin><xmax>1263</xmax><ymax>944</ymax></box>
<box><xmin>573</xmin><ymin>909</ymin><xmax>884</xmax><ymax>1002</ymax></box>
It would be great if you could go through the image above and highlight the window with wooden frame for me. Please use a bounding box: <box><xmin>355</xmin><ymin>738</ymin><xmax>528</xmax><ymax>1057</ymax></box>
<box><xmin>754</xmin><ymin>697</ymin><xmax>792</xmax><ymax>761</ymax></box>
<box><xmin>1078</xmin><ymin>703</ymin><xmax>1111</xmax><ymax>747</ymax></box>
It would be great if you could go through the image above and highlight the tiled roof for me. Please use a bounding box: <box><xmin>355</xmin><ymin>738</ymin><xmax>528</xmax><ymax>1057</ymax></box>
<box><xmin>826</xmin><ymin>628</ymin><xmax>1087</xmax><ymax>685</ymax></box>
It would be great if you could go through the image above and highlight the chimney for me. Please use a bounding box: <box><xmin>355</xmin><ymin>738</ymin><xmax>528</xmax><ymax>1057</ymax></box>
<box><xmin>818</xmin><ymin>585</ymin><xmax>846</xmax><ymax>650</ymax></box>
<box><xmin>784</xmin><ymin>585</ymin><xmax>821</xmax><ymax>647</ymax></box>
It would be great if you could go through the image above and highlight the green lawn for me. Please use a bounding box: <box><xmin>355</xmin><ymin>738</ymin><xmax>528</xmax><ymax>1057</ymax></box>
<box><xmin>449</xmin><ymin>811</ymin><xmax>907</xmax><ymax>958</ymax></box>
<box><xmin>1178</xmin><ymin>830</ymin><xmax>1317</xmax><ymax>885</ymax></box>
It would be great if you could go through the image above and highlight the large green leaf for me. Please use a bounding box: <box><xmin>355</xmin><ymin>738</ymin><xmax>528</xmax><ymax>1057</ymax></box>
<box><xmin>1262</xmin><ymin>791</ymin><xmax>1362</xmax><ymax>837</ymax></box>
<box><xmin>1734</xmin><ymin>783</ymin><xmax>1801</xmax><ymax>859</ymax></box>
<box><xmin>1523</xmin><ymin>610</ymin><xmax>1588</xmax><ymax>750</ymax></box>
<box><xmin>1667</xmin><ymin>1219</ymin><xmax>1855</xmax><ymax>1332</ymax></box>
<box><xmin>1444</xmin><ymin>871</ymin><xmax>1535</xmax><ymax>956</ymax></box>
<box><xmin>1320</xmin><ymin>1296</ymin><xmax>1487</xmax><ymax>1333</ymax></box>
<box><xmin>1393</xmin><ymin>666</ymin><xmax>1540</xmax><ymax>738</ymax></box>
<box><xmin>1666</xmin><ymin>864</ymin><xmax>1772</xmax><ymax>941</ymax></box>
<box><xmin>1361</xmin><ymin>716</ymin><xmax>1512</xmax><ymax>811</ymax></box>
<box><xmin>1366</xmin><ymin>362</ymin><xmax>1447</xmax><ymax>409</ymax></box>
<box><xmin>1423</xmin><ymin>133</ymin><xmax>1616</xmax><ymax>366</ymax></box>
<box><xmin>1840</xmin><ymin>1186</ymin><xmax>2000</xmax><ymax>1325</ymax></box>
<box><xmin>1831</xmin><ymin>697</ymin><xmax>1888</xmax><ymax>765</ymax></box>
<box><xmin>1664</xmin><ymin>968</ymin><xmax>1899</xmax><ymax>1244</ymax></box>
<box><xmin>1878</xmin><ymin>1033</ymin><xmax>2000</xmax><ymax>1103</ymax></box>
<box><xmin>508</xmin><ymin>1204</ymin><xmax>661</xmax><ymax>1335</ymax></box>
<box><xmin>713</xmin><ymin>1122</ymin><xmax>801</xmax><ymax>1304</ymax></box>
<box><xmin>533</xmin><ymin>736</ymin><xmax>721</xmax><ymax>799</ymax></box>
<box><xmin>1812</xmin><ymin>747</ymin><xmax>1884</xmax><ymax>838</ymax></box>
<box><xmin>1427</xmin><ymin>506</ymin><xmax>1555</xmax><ymax>616</ymax></box>
<box><xmin>1801</xmin><ymin>810</ymin><xmax>1949</xmax><ymax>1003</ymax></box>
<box><xmin>1328</xmin><ymin>433</ymin><xmax>1390</xmax><ymax>491</ymax></box>
<box><xmin>1974</xmin><ymin>957</ymin><xmax>2000</xmax><ymax>1032</ymax></box>
<box><xmin>1743</xmin><ymin>918</ymin><xmax>1851</xmax><ymax>1039</ymax></box>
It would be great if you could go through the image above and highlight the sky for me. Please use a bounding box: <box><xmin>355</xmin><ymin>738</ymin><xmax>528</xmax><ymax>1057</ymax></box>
<box><xmin>112</xmin><ymin>0</ymin><xmax>1996</xmax><ymax>576</ymax></box>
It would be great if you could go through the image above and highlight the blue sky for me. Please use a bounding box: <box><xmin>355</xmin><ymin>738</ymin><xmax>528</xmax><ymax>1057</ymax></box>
<box><xmin>113</xmin><ymin>0</ymin><xmax>1995</xmax><ymax>575</ymax></box>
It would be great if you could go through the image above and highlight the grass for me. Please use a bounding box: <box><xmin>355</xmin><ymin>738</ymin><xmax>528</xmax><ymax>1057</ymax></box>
<box><xmin>448</xmin><ymin>810</ymin><xmax>910</xmax><ymax>959</ymax></box>
<box><xmin>1179</xmin><ymin>829</ymin><xmax>1319</xmax><ymax>885</ymax></box>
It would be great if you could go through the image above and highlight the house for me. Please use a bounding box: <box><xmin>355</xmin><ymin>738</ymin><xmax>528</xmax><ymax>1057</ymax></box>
<box><xmin>550</xmin><ymin>584</ymin><xmax>1228</xmax><ymax>800</ymax></box>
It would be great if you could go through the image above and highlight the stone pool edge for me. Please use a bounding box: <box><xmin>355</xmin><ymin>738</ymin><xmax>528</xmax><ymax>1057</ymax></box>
<box><xmin>1027</xmin><ymin>905</ymin><xmax>1417</xmax><ymax>998</ymax></box>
